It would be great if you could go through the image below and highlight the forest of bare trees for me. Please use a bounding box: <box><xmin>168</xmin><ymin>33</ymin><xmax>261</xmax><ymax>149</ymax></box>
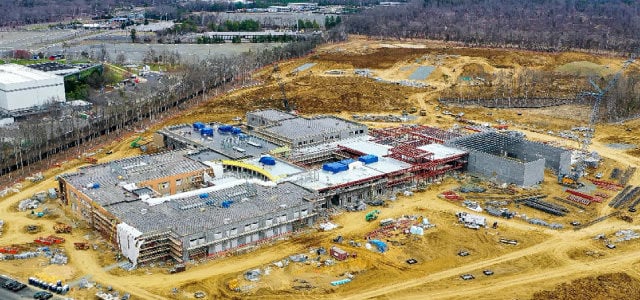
<box><xmin>439</xmin><ymin>68</ymin><xmax>640</xmax><ymax>122</ymax></box>
<box><xmin>346</xmin><ymin>0</ymin><xmax>640</xmax><ymax>54</ymax></box>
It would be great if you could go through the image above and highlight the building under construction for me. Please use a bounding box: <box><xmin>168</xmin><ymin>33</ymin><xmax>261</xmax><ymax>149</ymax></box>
<box><xmin>58</xmin><ymin>151</ymin><xmax>321</xmax><ymax>266</ymax></box>
<box><xmin>447</xmin><ymin>131</ymin><xmax>571</xmax><ymax>186</ymax></box>
<box><xmin>59</xmin><ymin>109</ymin><xmax>571</xmax><ymax>266</ymax></box>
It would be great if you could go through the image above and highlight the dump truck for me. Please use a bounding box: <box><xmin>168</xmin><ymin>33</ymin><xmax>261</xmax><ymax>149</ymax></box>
<box><xmin>419</xmin><ymin>109</ymin><xmax>427</xmax><ymax>116</ymax></box>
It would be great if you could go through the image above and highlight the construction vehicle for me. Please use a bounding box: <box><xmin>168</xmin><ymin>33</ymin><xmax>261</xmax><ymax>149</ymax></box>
<box><xmin>365</xmin><ymin>210</ymin><xmax>380</xmax><ymax>222</ymax></box>
<box><xmin>130</xmin><ymin>136</ymin><xmax>151</xmax><ymax>152</ymax></box>
<box><xmin>169</xmin><ymin>264</ymin><xmax>186</xmax><ymax>274</ymax></box>
<box><xmin>73</xmin><ymin>242</ymin><xmax>90</xmax><ymax>250</ymax></box>
<box><xmin>559</xmin><ymin>57</ymin><xmax>635</xmax><ymax>186</ymax></box>
<box><xmin>53</xmin><ymin>223</ymin><xmax>72</xmax><ymax>234</ymax></box>
<box><xmin>408</xmin><ymin>107</ymin><xmax>417</xmax><ymax>114</ymax></box>
<box><xmin>273</xmin><ymin>64</ymin><xmax>294</xmax><ymax>113</ymax></box>
<box><xmin>419</xmin><ymin>109</ymin><xmax>427</xmax><ymax>116</ymax></box>
<box><xmin>130</xmin><ymin>136</ymin><xmax>144</xmax><ymax>148</ymax></box>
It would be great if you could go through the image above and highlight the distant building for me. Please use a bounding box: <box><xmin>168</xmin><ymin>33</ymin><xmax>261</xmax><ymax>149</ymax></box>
<box><xmin>0</xmin><ymin>64</ymin><xmax>65</xmax><ymax>115</ymax></box>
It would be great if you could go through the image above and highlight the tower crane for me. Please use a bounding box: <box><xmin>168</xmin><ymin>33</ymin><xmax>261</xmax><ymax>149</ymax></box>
<box><xmin>272</xmin><ymin>64</ymin><xmax>294</xmax><ymax>113</ymax></box>
<box><xmin>560</xmin><ymin>57</ymin><xmax>635</xmax><ymax>186</ymax></box>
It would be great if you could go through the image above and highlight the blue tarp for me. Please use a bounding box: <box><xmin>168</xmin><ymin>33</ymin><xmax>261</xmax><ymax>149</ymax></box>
<box><xmin>92</xmin><ymin>183</ymin><xmax>100</xmax><ymax>189</ymax></box>
<box><xmin>369</xmin><ymin>239</ymin><xmax>388</xmax><ymax>253</ymax></box>
<box><xmin>193</xmin><ymin>122</ymin><xmax>205</xmax><ymax>130</ymax></box>
<box><xmin>218</xmin><ymin>125</ymin><xmax>232</xmax><ymax>133</ymax></box>
<box><xmin>231</xmin><ymin>127</ymin><xmax>242</xmax><ymax>135</ymax></box>
<box><xmin>222</xmin><ymin>200</ymin><xmax>234</xmax><ymax>208</ymax></box>
<box><xmin>238</xmin><ymin>133</ymin><xmax>248</xmax><ymax>140</ymax></box>
<box><xmin>200</xmin><ymin>127</ymin><xmax>214</xmax><ymax>136</ymax></box>
<box><xmin>323</xmin><ymin>162</ymin><xmax>348</xmax><ymax>173</ymax></box>
<box><xmin>330</xmin><ymin>278</ymin><xmax>351</xmax><ymax>286</ymax></box>
<box><xmin>358</xmin><ymin>154</ymin><xmax>379</xmax><ymax>164</ymax></box>
<box><xmin>259</xmin><ymin>156</ymin><xmax>276</xmax><ymax>166</ymax></box>
<box><xmin>199</xmin><ymin>193</ymin><xmax>209</xmax><ymax>199</ymax></box>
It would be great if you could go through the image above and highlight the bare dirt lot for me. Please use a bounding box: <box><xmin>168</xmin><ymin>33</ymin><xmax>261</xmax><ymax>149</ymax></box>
<box><xmin>1</xmin><ymin>36</ymin><xmax>639</xmax><ymax>300</ymax></box>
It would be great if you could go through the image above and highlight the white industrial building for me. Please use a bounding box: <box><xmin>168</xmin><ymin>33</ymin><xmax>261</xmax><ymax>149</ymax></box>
<box><xmin>0</xmin><ymin>64</ymin><xmax>65</xmax><ymax>114</ymax></box>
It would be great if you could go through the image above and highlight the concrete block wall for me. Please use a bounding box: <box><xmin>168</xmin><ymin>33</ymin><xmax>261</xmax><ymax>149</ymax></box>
<box><xmin>504</xmin><ymin>140</ymin><xmax>570</xmax><ymax>173</ymax></box>
<box><xmin>466</xmin><ymin>151</ymin><xmax>544</xmax><ymax>186</ymax></box>
<box><xmin>521</xmin><ymin>158</ymin><xmax>545</xmax><ymax>186</ymax></box>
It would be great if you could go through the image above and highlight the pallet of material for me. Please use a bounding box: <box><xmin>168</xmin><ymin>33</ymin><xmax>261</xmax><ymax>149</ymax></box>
<box><xmin>566</xmin><ymin>195</ymin><xmax>591</xmax><ymax>206</ymax></box>
<box><xmin>566</xmin><ymin>189</ymin><xmax>602</xmax><ymax>203</ymax></box>
<box><xmin>523</xmin><ymin>199</ymin><xmax>567</xmax><ymax>216</ymax></box>
<box><xmin>612</xmin><ymin>187</ymin><xmax>640</xmax><ymax>209</ymax></box>
<box><xmin>620</xmin><ymin>167</ymin><xmax>637</xmax><ymax>186</ymax></box>
<box><xmin>609</xmin><ymin>186</ymin><xmax>632</xmax><ymax>207</ymax></box>
<box><xmin>553</xmin><ymin>196</ymin><xmax>587</xmax><ymax>209</ymax></box>
<box><xmin>588</xmin><ymin>178</ymin><xmax>624</xmax><ymax>191</ymax></box>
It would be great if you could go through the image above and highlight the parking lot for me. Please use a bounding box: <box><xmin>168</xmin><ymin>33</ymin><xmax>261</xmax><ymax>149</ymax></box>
<box><xmin>0</xmin><ymin>276</ymin><xmax>64</xmax><ymax>300</ymax></box>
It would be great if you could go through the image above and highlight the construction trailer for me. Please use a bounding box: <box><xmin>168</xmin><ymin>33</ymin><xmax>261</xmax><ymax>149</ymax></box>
<box><xmin>330</xmin><ymin>246</ymin><xmax>348</xmax><ymax>260</ymax></box>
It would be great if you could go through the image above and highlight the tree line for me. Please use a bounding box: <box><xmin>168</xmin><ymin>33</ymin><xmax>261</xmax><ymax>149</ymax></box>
<box><xmin>344</xmin><ymin>0</ymin><xmax>640</xmax><ymax>54</ymax></box>
<box><xmin>439</xmin><ymin>67</ymin><xmax>640</xmax><ymax>122</ymax></box>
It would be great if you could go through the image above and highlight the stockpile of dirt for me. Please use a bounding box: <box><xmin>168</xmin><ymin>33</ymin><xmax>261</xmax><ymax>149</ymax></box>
<box><xmin>317</xmin><ymin>48</ymin><xmax>428</xmax><ymax>69</ymax></box>
<box><xmin>532</xmin><ymin>273</ymin><xmax>640</xmax><ymax>300</ymax></box>
<box><xmin>202</xmin><ymin>75</ymin><xmax>416</xmax><ymax>114</ymax></box>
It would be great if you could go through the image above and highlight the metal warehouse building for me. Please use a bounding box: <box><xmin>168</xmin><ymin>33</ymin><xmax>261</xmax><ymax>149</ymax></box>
<box><xmin>0</xmin><ymin>64</ymin><xmax>65</xmax><ymax>114</ymax></box>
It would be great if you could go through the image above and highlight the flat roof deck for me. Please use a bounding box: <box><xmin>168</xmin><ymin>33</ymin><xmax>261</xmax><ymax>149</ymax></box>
<box><xmin>417</xmin><ymin>143</ymin><xmax>468</xmax><ymax>160</ymax></box>
<box><xmin>0</xmin><ymin>64</ymin><xmax>61</xmax><ymax>85</ymax></box>
<box><xmin>107</xmin><ymin>181</ymin><xmax>314</xmax><ymax>237</ymax></box>
<box><xmin>248</xmin><ymin>109</ymin><xmax>297</xmax><ymax>123</ymax></box>
<box><xmin>337</xmin><ymin>138</ymin><xmax>393</xmax><ymax>157</ymax></box>
<box><xmin>166</xmin><ymin>124</ymin><xmax>281</xmax><ymax>159</ymax></box>
<box><xmin>293</xmin><ymin>163</ymin><xmax>389</xmax><ymax>191</ymax></box>
<box><xmin>63</xmin><ymin>151</ymin><xmax>209</xmax><ymax>206</ymax></box>
<box><xmin>261</xmin><ymin>116</ymin><xmax>364</xmax><ymax>140</ymax></box>
<box><xmin>242</xmin><ymin>156</ymin><xmax>306</xmax><ymax>180</ymax></box>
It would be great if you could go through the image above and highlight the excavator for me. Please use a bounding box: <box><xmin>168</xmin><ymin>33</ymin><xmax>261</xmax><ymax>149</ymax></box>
<box><xmin>365</xmin><ymin>210</ymin><xmax>380</xmax><ymax>222</ymax></box>
<box><xmin>130</xmin><ymin>136</ymin><xmax>151</xmax><ymax>152</ymax></box>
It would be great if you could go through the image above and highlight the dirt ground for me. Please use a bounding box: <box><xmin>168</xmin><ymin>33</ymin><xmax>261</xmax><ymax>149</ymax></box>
<box><xmin>1</xmin><ymin>36</ymin><xmax>640</xmax><ymax>300</ymax></box>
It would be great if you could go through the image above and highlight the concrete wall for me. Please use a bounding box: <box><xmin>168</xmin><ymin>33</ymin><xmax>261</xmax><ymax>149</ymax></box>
<box><xmin>466</xmin><ymin>150</ymin><xmax>544</xmax><ymax>186</ymax></box>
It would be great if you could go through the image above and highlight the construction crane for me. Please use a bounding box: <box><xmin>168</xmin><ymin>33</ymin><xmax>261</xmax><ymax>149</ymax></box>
<box><xmin>273</xmin><ymin>64</ymin><xmax>294</xmax><ymax>112</ymax></box>
<box><xmin>560</xmin><ymin>57</ymin><xmax>635</xmax><ymax>186</ymax></box>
